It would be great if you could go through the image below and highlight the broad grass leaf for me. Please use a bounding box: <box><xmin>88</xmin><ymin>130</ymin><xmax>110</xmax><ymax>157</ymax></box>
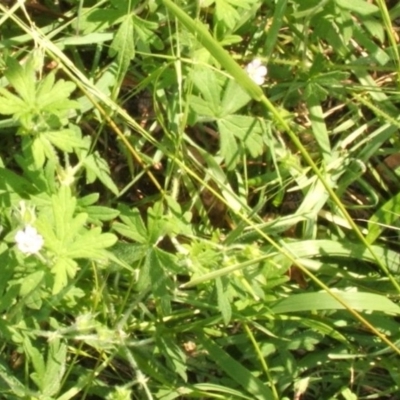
<box><xmin>157</xmin><ymin>334</ymin><xmax>187</xmax><ymax>382</ymax></box>
<box><xmin>264</xmin><ymin>0</ymin><xmax>288</xmax><ymax>59</ymax></box>
<box><xmin>0</xmin><ymin>360</ymin><xmax>33</xmax><ymax>397</ymax></box>
<box><xmin>215</xmin><ymin>276</ymin><xmax>232</xmax><ymax>325</ymax></box>
<box><xmin>306</xmin><ymin>92</ymin><xmax>331</xmax><ymax>161</ymax></box>
<box><xmin>335</xmin><ymin>0</ymin><xmax>379</xmax><ymax>16</ymax></box>
<box><xmin>191</xmin><ymin>383</ymin><xmax>254</xmax><ymax>399</ymax></box>
<box><xmin>299</xmin><ymin>317</ymin><xmax>350</xmax><ymax>345</ymax></box>
<box><xmin>272</xmin><ymin>292</ymin><xmax>400</xmax><ymax>314</ymax></box>
<box><xmin>198</xmin><ymin>335</ymin><xmax>274</xmax><ymax>399</ymax></box>
<box><xmin>279</xmin><ymin>239</ymin><xmax>400</xmax><ymax>273</ymax></box>
<box><xmin>362</xmin><ymin>17</ymin><xmax>385</xmax><ymax>43</ymax></box>
<box><xmin>367</xmin><ymin>192</ymin><xmax>400</xmax><ymax>244</ymax></box>
<box><xmin>353</xmin><ymin>25</ymin><xmax>390</xmax><ymax>65</ymax></box>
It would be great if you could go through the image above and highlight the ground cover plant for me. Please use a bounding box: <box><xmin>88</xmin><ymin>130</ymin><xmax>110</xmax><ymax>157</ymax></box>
<box><xmin>0</xmin><ymin>0</ymin><xmax>400</xmax><ymax>399</ymax></box>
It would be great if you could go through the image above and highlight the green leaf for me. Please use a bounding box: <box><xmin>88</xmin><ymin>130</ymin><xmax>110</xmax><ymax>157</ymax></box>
<box><xmin>219</xmin><ymin>124</ymin><xmax>240</xmax><ymax>170</ymax></box>
<box><xmin>4</xmin><ymin>57</ymin><xmax>36</xmax><ymax>105</ymax></box>
<box><xmin>23</xmin><ymin>337</ymin><xmax>46</xmax><ymax>391</ymax></box>
<box><xmin>272</xmin><ymin>292</ymin><xmax>400</xmax><ymax>314</ymax></box>
<box><xmin>161</xmin><ymin>0</ymin><xmax>263</xmax><ymax>101</ymax></box>
<box><xmin>305</xmin><ymin>92</ymin><xmax>331</xmax><ymax>162</ymax></box>
<box><xmin>189</xmin><ymin>94</ymin><xmax>218</xmax><ymax>119</ymax></box>
<box><xmin>335</xmin><ymin>0</ymin><xmax>379</xmax><ymax>16</ymax></box>
<box><xmin>190</xmin><ymin>67</ymin><xmax>222</xmax><ymax>114</ymax></box>
<box><xmin>132</xmin><ymin>14</ymin><xmax>164</xmax><ymax>51</ymax></box>
<box><xmin>198</xmin><ymin>335</ymin><xmax>274</xmax><ymax>399</ymax></box>
<box><xmin>82</xmin><ymin>151</ymin><xmax>119</xmax><ymax>195</ymax></box>
<box><xmin>51</xmin><ymin>257</ymin><xmax>78</xmax><ymax>294</ymax></box>
<box><xmin>147</xmin><ymin>201</ymin><xmax>168</xmax><ymax>244</ymax></box>
<box><xmin>220</xmin><ymin>79</ymin><xmax>251</xmax><ymax>116</ymax></box>
<box><xmin>19</xmin><ymin>270</ymin><xmax>44</xmax><ymax>309</ymax></box>
<box><xmin>0</xmin><ymin>87</ymin><xmax>26</xmax><ymax>115</ymax></box>
<box><xmin>113</xmin><ymin>206</ymin><xmax>148</xmax><ymax>243</ymax></box>
<box><xmin>215</xmin><ymin>277</ymin><xmax>232</xmax><ymax>325</ymax></box>
<box><xmin>37</xmin><ymin>78</ymin><xmax>78</xmax><ymax>113</ymax></box>
<box><xmin>51</xmin><ymin>186</ymin><xmax>77</xmax><ymax>244</ymax></box>
<box><xmin>157</xmin><ymin>333</ymin><xmax>187</xmax><ymax>382</ymax></box>
<box><xmin>138</xmin><ymin>247</ymin><xmax>175</xmax><ymax>311</ymax></box>
<box><xmin>30</xmin><ymin>136</ymin><xmax>48</xmax><ymax>169</ymax></box>
<box><xmin>84</xmin><ymin>206</ymin><xmax>120</xmax><ymax>222</ymax></box>
<box><xmin>367</xmin><ymin>192</ymin><xmax>400</xmax><ymax>244</ymax></box>
<box><xmin>109</xmin><ymin>16</ymin><xmax>135</xmax><ymax>74</ymax></box>
<box><xmin>45</xmin><ymin>128</ymin><xmax>85</xmax><ymax>153</ymax></box>
<box><xmin>218</xmin><ymin>115</ymin><xmax>264</xmax><ymax>169</ymax></box>
<box><xmin>0</xmin><ymin>359</ymin><xmax>33</xmax><ymax>397</ymax></box>
<box><xmin>67</xmin><ymin>229</ymin><xmax>117</xmax><ymax>259</ymax></box>
<box><xmin>42</xmin><ymin>339</ymin><xmax>67</xmax><ymax>397</ymax></box>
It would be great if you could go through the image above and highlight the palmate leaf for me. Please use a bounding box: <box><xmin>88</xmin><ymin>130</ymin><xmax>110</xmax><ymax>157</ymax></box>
<box><xmin>220</xmin><ymin>79</ymin><xmax>251</xmax><ymax>116</ymax></box>
<box><xmin>112</xmin><ymin>207</ymin><xmax>148</xmax><ymax>244</ymax></box>
<box><xmin>36</xmin><ymin>186</ymin><xmax>117</xmax><ymax>293</ymax></box>
<box><xmin>189</xmin><ymin>95</ymin><xmax>217</xmax><ymax>119</ymax></box>
<box><xmin>218</xmin><ymin>115</ymin><xmax>264</xmax><ymax>169</ymax></box>
<box><xmin>45</xmin><ymin>128</ymin><xmax>85</xmax><ymax>153</ymax></box>
<box><xmin>0</xmin><ymin>87</ymin><xmax>26</xmax><ymax>115</ymax></box>
<box><xmin>36</xmin><ymin>74</ymin><xmax>79</xmax><ymax>113</ymax></box>
<box><xmin>4</xmin><ymin>57</ymin><xmax>36</xmax><ymax>106</ymax></box>
<box><xmin>214</xmin><ymin>0</ymin><xmax>257</xmax><ymax>29</ymax></box>
<box><xmin>66</xmin><ymin>229</ymin><xmax>117</xmax><ymax>259</ymax></box>
<box><xmin>190</xmin><ymin>67</ymin><xmax>222</xmax><ymax>114</ymax></box>
<box><xmin>109</xmin><ymin>15</ymin><xmax>135</xmax><ymax>76</ymax></box>
<box><xmin>42</xmin><ymin>338</ymin><xmax>67</xmax><ymax>397</ymax></box>
<box><xmin>132</xmin><ymin>14</ymin><xmax>164</xmax><ymax>51</ymax></box>
<box><xmin>82</xmin><ymin>150</ymin><xmax>119</xmax><ymax>195</ymax></box>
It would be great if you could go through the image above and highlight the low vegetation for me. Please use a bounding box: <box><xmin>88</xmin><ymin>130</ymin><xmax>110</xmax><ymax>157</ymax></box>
<box><xmin>0</xmin><ymin>0</ymin><xmax>400</xmax><ymax>399</ymax></box>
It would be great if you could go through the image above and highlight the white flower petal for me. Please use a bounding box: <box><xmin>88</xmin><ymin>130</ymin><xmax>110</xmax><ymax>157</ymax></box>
<box><xmin>15</xmin><ymin>225</ymin><xmax>44</xmax><ymax>255</ymax></box>
<box><xmin>245</xmin><ymin>58</ymin><xmax>267</xmax><ymax>86</ymax></box>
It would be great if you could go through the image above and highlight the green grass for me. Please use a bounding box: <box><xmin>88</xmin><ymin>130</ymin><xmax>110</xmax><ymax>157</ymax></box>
<box><xmin>0</xmin><ymin>0</ymin><xmax>400</xmax><ymax>399</ymax></box>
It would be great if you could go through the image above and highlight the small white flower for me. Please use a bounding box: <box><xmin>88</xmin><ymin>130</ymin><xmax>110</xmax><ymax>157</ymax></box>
<box><xmin>15</xmin><ymin>225</ymin><xmax>44</xmax><ymax>255</ymax></box>
<box><xmin>245</xmin><ymin>58</ymin><xmax>267</xmax><ymax>85</ymax></box>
